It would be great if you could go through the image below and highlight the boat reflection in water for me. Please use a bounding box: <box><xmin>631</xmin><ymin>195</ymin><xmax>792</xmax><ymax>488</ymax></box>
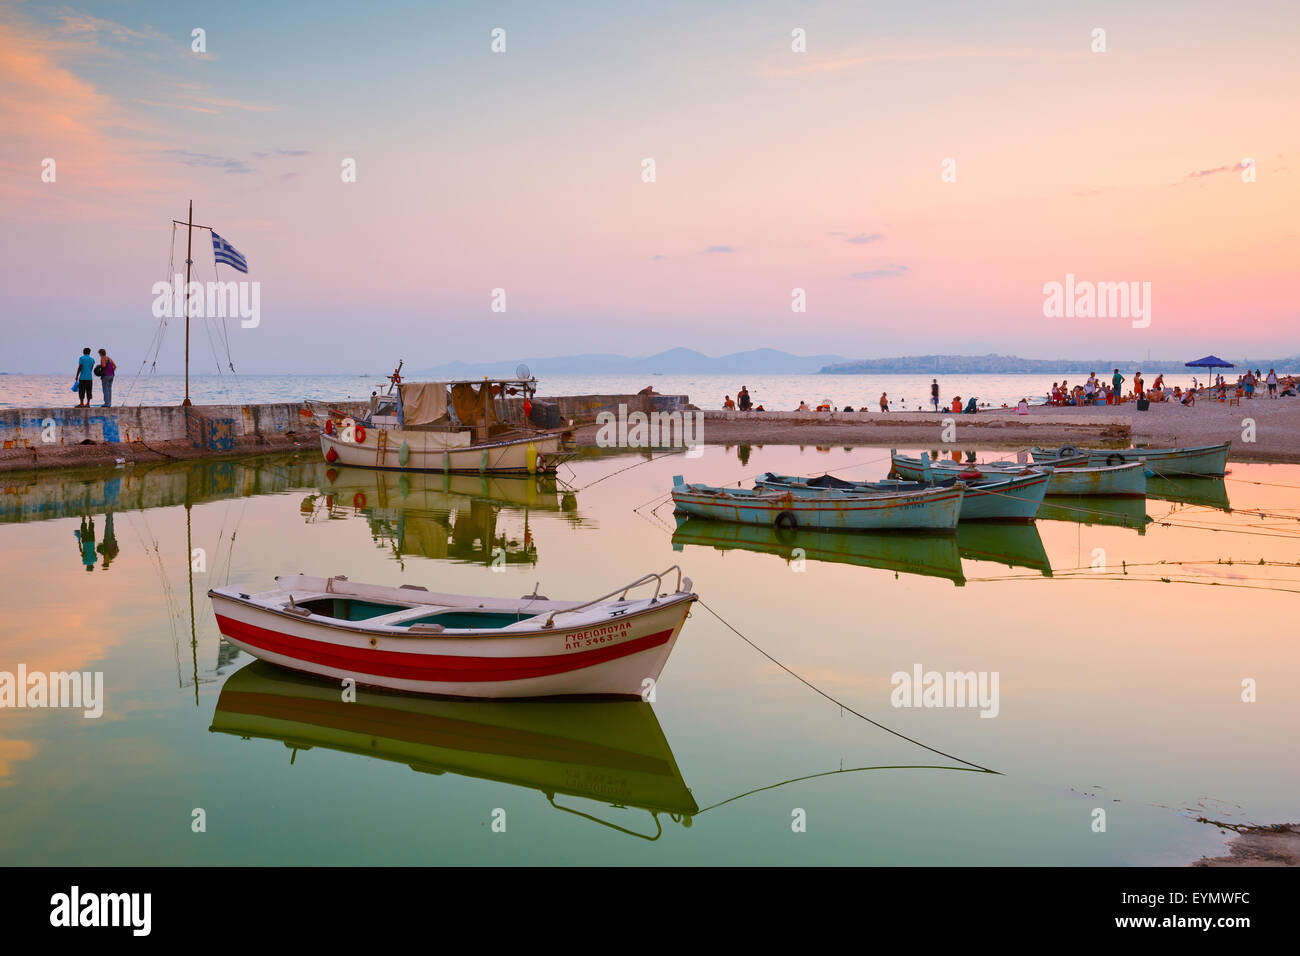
<box><xmin>1146</xmin><ymin>476</ymin><xmax>1231</xmax><ymax>513</ymax></box>
<box><xmin>955</xmin><ymin>522</ymin><xmax>1052</xmax><ymax>576</ymax></box>
<box><xmin>315</xmin><ymin>466</ymin><xmax>581</xmax><ymax>566</ymax></box>
<box><xmin>671</xmin><ymin>516</ymin><xmax>967</xmax><ymax>586</ymax></box>
<box><xmin>1035</xmin><ymin>495</ymin><xmax>1153</xmax><ymax>534</ymax></box>
<box><xmin>211</xmin><ymin>660</ymin><xmax>698</xmax><ymax>839</ymax></box>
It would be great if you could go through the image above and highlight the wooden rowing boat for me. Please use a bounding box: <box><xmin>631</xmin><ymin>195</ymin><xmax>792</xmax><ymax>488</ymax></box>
<box><xmin>1030</xmin><ymin>441</ymin><xmax>1230</xmax><ymax>477</ymax></box>
<box><xmin>211</xmin><ymin>660</ymin><xmax>699</xmax><ymax>824</ymax></box>
<box><xmin>890</xmin><ymin>450</ymin><xmax>1146</xmax><ymax>498</ymax></box>
<box><xmin>754</xmin><ymin>470</ymin><xmax>1048</xmax><ymax>522</ymax></box>
<box><xmin>670</xmin><ymin>475</ymin><xmax>964</xmax><ymax>532</ymax></box>
<box><xmin>209</xmin><ymin>567</ymin><xmax>695</xmax><ymax>699</ymax></box>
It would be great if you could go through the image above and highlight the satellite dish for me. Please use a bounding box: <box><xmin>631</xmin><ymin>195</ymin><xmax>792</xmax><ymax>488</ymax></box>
<box><xmin>516</xmin><ymin>363</ymin><xmax>531</xmax><ymax>381</ymax></box>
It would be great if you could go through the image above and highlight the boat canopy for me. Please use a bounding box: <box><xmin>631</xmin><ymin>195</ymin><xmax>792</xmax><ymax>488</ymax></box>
<box><xmin>398</xmin><ymin>382</ymin><xmax>447</xmax><ymax>426</ymax></box>
<box><xmin>395</xmin><ymin>377</ymin><xmax>537</xmax><ymax>430</ymax></box>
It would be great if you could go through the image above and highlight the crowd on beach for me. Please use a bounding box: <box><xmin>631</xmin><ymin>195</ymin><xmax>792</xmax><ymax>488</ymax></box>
<box><xmin>718</xmin><ymin>368</ymin><xmax>1296</xmax><ymax>417</ymax></box>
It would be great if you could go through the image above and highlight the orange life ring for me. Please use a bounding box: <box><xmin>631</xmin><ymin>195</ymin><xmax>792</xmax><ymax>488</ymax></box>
<box><xmin>353</xmin><ymin>492</ymin><xmax>367</xmax><ymax>509</ymax></box>
<box><xmin>324</xmin><ymin>419</ymin><xmax>334</xmax><ymax>435</ymax></box>
<box><xmin>355</xmin><ymin>425</ymin><xmax>367</xmax><ymax>443</ymax></box>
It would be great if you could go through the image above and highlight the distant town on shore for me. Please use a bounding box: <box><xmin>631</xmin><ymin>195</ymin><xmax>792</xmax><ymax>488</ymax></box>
<box><xmin>413</xmin><ymin>349</ymin><xmax>1297</xmax><ymax>379</ymax></box>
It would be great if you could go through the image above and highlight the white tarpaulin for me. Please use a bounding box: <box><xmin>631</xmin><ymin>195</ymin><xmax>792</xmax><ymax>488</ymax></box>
<box><xmin>400</xmin><ymin>383</ymin><xmax>448</xmax><ymax>426</ymax></box>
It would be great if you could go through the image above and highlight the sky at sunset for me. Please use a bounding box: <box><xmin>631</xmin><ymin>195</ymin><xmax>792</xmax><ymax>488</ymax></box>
<box><xmin>1</xmin><ymin>0</ymin><xmax>1297</xmax><ymax>374</ymax></box>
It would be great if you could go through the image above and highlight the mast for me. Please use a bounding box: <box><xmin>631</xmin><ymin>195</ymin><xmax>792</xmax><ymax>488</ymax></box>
<box><xmin>183</xmin><ymin>199</ymin><xmax>193</xmax><ymax>406</ymax></box>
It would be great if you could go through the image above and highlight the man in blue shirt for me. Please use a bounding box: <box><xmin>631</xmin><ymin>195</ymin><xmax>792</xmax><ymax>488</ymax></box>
<box><xmin>75</xmin><ymin>347</ymin><xmax>95</xmax><ymax>407</ymax></box>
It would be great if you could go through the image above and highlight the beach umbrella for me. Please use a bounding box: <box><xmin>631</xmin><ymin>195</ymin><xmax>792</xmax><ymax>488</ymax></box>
<box><xmin>1185</xmin><ymin>355</ymin><xmax>1235</xmax><ymax>385</ymax></box>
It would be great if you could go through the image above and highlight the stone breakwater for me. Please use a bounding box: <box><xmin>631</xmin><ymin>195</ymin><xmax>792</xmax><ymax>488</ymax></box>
<box><xmin>0</xmin><ymin>401</ymin><xmax>366</xmax><ymax>473</ymax></box>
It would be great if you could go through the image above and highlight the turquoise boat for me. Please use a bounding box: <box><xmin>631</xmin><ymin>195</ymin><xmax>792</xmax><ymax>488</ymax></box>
<box><xmin>1030</xmin><ymin>441</ymin><xmax>1230</xmax><ymax>477</ymax></box>
<box><xmin>670</xmin><ymin>475</ymin><xmax>963</xmax><ymax>532</ymax></box>
<box><xmin>755</xmin><ymin>470</ymin><xmax>1048</xmax><ymax>523</ymax></box>
<box><xmin>891</xmin><ymin>450</ymin><xmax>1145</xmax><ymax>498</ymax></box>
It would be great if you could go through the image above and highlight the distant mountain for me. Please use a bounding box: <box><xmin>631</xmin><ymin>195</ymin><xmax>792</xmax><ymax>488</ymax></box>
<box><xmin>821</xmin><ymin>353</ymin><xmax>1300</xmax><ymax>374</ymax></box>
<box><xmin>412</xmin><ymin>348</ymin><xmax>850</xmax><ymax>378</ymax></box>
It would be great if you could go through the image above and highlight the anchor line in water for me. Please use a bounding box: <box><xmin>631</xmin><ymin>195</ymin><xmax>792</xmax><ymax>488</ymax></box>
<box><xmin>694</xmin><ymin>763</ymin><xmax>990</xmax><ymax>815</ymax></box>
<box><xmin>574</xmin><ymin>449</ymin><xmax>688</xmax><ymax>493</ymax></box>
<box><xmin>696</xmin><ymin>599</ymin><xmax>1000</xmax><ymax>775</ymax></box>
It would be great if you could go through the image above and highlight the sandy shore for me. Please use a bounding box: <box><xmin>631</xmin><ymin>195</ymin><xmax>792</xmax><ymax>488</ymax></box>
<box><xmin>1193</xmin><ymin>823</ymin><xmax>1300</xmax><ymax>866</ymax></box>
<box><xmin>642</xmin><ymin>397</ymin><xmax>1300</xmax><ymax>462</ymax></box>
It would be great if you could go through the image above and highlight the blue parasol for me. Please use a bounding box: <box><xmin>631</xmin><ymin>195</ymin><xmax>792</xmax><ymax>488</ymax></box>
<box><xmin>1185</xmin><ymin>355</ymin><xmax>1235</xmax><ymax>384</ymax></box>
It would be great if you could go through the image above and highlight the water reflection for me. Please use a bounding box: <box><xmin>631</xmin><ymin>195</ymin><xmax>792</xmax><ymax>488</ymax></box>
<box><xmin>316</xmin><ymin>467</ymin><xmax>584</xmax><ymax>567</ymax></box>
<box><xmin>1146</xmin><ymin>476</ymin><xmax>1231</xmax><ymax>512</ymax></box>
<box><xmin>211</xmin><ymin>660</ymin><xmax>698</xmax><ymax>839</ymax></box>
<box><xmin>956</xmin><ymin>522</ymin><xmax>1051</xmax><ymax>576</ymax></box>
<box><xmin>671</xmin><ymin>516</ymin><xmax>967</xmax><ymax>585</ymax></box>
<box><xmin>1036</xmin><ymin>495</ymin><xmax>1152</xmax><ymax>533</ymax></box>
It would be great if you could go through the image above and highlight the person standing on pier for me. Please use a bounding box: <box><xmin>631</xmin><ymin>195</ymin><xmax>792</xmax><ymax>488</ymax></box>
<box><xmin>74</xmin><ymin>347</ymin><xmax>95</xmax><ymax>407</ymax></box>
<box><xmin>1111</xmin><ymin>368</ymin><xmax>1124</xmax><ymax>404</ymax></box>
<box><xmin>96</xmin><ymin>349</ymin><xmax>116</xmax><ymax>408</ymax></box>
<box><xmin>737</xmin><ymin>386</ymin><xmax>752</xmax><ymax>411</ymax></box>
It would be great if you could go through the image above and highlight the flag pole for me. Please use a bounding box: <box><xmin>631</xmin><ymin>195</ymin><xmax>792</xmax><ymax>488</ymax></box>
<box><xmin>182</xmin><ymin>199</ymin><xmax>193</xmax><ymax>406</ymax></box>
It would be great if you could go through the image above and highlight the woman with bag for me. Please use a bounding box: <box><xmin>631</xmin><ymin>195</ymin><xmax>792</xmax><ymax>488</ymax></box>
<box><xmin>96</xmin><ymin>348</ymin><xmax>117</xmax><ymax>407</ymax></box>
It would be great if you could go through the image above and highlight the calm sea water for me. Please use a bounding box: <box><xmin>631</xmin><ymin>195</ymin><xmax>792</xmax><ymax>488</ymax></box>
<box><xmin>0</xmin><ymin>370</ymin><xmax>1220</xmax><ymax>411</ymax></box>
<box><xmin>0</xmin><ymin>445</ymin><xmax>1295</xmax><ymax>864</ymax></box>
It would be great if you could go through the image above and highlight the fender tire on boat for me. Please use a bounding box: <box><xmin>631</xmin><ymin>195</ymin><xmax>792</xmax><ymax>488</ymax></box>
<box><xmin>1105</xmin><ymin>453</ymin><xmax>1124</xmax><ymax>466</ymax></box>
<box><xmin>774</xmin><ymin>510</ymin><xmax>798</xmax><ymax>529</ymax></box>
<box><xmin>355</xmin><ymin>425</ymin><xmax>367</xmax><ymax>443</ymax></box>
<box><xmin>1057</xmin><ymin>444</ymin><xmax>1078</xmax><ymax>459</ymax></box>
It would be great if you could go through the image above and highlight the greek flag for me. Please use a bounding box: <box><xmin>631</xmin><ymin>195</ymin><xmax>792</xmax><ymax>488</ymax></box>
<box><xmin>211</xmin><ymin>231</ymin><xmax>248</xmax><ymax>273</ymax></box>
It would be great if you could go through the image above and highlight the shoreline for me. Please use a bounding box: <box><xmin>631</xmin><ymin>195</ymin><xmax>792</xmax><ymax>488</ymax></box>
<box><xmin>3</xmin><ymin>394</ymin><xmax>1298</xmax><ymax>473</ymax></box>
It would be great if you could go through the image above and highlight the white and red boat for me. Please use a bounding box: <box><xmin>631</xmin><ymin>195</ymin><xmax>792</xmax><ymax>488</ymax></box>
<box><xmin>209</xmin><ymin>568</ymin><xmax>696</xmax><ymax>699</ymax></box>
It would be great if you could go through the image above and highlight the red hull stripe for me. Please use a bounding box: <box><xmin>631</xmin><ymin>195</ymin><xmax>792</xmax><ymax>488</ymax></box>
<box><xmin>215</xmin><ymin>614</ymin><xmax>674</xmax><ymax>683</ymax></box>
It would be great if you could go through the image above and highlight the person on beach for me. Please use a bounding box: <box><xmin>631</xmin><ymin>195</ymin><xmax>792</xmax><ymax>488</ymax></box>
<box><xmin>74</xmin><ymin>347</ymin><xmax>95</xmax><ymax>407</ymax></box>
<box><xmin>1111</xmin><ymin>369</ymin><xmax>1124</xmax><ymax>404</ymax></box>
<box><xmin>737</xmin><ymin>386</ymin><xmax>752</xmax><ymax>411</ymax></box>
<box><xmin>1084</xmin><ymin>375</ymin><xmax>1096</xmax><ymax>405</ymax></box>
<box><xmin>723</xmin><ymin>395</ymin><xmax>735</xmax><ymax>410</ymax></box>
<box><xmin>1132</xmin><ymin>371</ymin><xmax>1143</xmax><ymax>399</ymax></box>
<box><xmin>950</xmin><ymin>396</ymin><xmax>962</xmax><ymax>414</ymax></box>
<box><xmin>879</xmin><ymin>393</ymin><xmax>889</xmax><ymax>412</ymax></box>
<box><xmin>930</xmin><ymin>379</ymin><xmax>940</xmax><ymax>412</ymax></box>
<box><xmin>1267</xmin><ymin>369</ymin><xmax>1278</xmax><ymax>397</ymax></box>
<box><xmin>796</xmin><ymin>400</ymin><xmax>809</xmax><ymax>411</ymax></box>
<box><xmin>96</xmin><ymin>348</ymin><xmax>116</xmax><ymax>408</ymax></box>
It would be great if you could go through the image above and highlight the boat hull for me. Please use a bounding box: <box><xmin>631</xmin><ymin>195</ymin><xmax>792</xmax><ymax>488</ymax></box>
<box><xmin>321</xmin><ymin>428</ymin><xmax>563</xmax><ymax>475</ymax></box>
<box><xmin>210</xmin><ymin>589</ymin><xmax>694</xmax><ymax>699</ymax></box>
<box><xmin>1031</xmin><ymin>442</ymin><xmax>1230</xmax><ymax>477</ymax></box>
<box><xmin>756</xmin><ymin>472</ymin><xmax>1047</xmax><ymax>522</ymax></box>
<box><xmin>671</xmin><ymin>481</ymin><xmax>963</xmax><ymax>531</ymax></box>
<box><xmin>892</xmin><ymin>455</ymin><xmax>1145</xmax><ymax>498</ymax></box>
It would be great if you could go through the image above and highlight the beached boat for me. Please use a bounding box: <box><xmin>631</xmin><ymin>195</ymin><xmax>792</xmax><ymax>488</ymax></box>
<box><xmin>209</xmin><ymin>567</ymin><xmax>696</xmax><ymax>699</ymax></box>
<box><xmin>890</xmin><ymin>450</ymin><xmax>1145</xmax><ymax>498</ymax></box>
<box><xmin>671</xmin><ymin>516</ymin><xmax>966</xmax><ymax>585</ymax></box>
<box><xmin>1030</xmin><ymin>441</ymin><xmax>1230</xmax><ymax>477</ymax></box>
<box><xmin>211</xmin><ymin>660</ymin><xmax>698</xmax><ymax>828</ymax></box>
<box><xmin>671</xmin><ymin>475</ymin><xmax>963</xmax><ymax>532</ymax></box>
<box><xmin>754</xmin><ymin>470</ymin><xmax>1048</xmax><ymax>522</ymax></box>
<box><xmin>312</xmin><ymin>368</ymin><xmax>568</xmax><ymax>475</ymax></box>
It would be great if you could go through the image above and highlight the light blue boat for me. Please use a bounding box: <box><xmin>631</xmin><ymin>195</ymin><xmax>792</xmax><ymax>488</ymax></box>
<box><xmin>755</xmin><ymin>470</ymin><xmax>1048</xmax><ymax>523</ymax></box>
<box><xmin>670</xmin><ymin>475</ymin><xmax>963</xmax><ymax>532</ymax></box>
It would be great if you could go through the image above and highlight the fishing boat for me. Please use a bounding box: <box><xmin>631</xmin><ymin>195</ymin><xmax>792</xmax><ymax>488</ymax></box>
<box><xmin>670</xmin><ymin>475</ymin><xmax>963</xmax><ymax>532</ymax></box>
<box><xmin>890</xmin><ymin>450</ymin><xmax>1145</xmax><ymax>498</ymax></box>
<box><xmin>754</xmin><ymin>470</ymin><xmax>1048</xmax><ymax>522</ymax></box>
<box><xmin>312</xmin><ymin>365</ymin><xmax>569</xmax><ymax>475</ymax></box>
<box><xmin>208</xmin><ymin>566</ymin><xmax>696</xmax><ymax>699</ymax></box>
<box><xmin>211</xmin><ymin>660</ymin><xmax>698</xmax><ymax>831</ymax></box>
<box><xmin>671</xmin><ymin>516</ymin><xmax>967</xmax><ymax>585</ymax></box>
<box><xmin>1030</xmin><ymin>441</ymin><xmax>1230</xmax><ymax>477</ymax></box>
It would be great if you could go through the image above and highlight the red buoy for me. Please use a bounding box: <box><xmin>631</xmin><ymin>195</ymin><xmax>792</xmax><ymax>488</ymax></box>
<box><xmin>325</xmin><ymin>446</ymin><xmax>338</xmax><ymax>463</ymax></box>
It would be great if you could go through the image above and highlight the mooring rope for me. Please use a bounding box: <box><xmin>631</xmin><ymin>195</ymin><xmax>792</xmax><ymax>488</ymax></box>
<box><xmin>696</xmin><ymin>599</ymin><xmax>999</xmax><ymax>774</ymax></box>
